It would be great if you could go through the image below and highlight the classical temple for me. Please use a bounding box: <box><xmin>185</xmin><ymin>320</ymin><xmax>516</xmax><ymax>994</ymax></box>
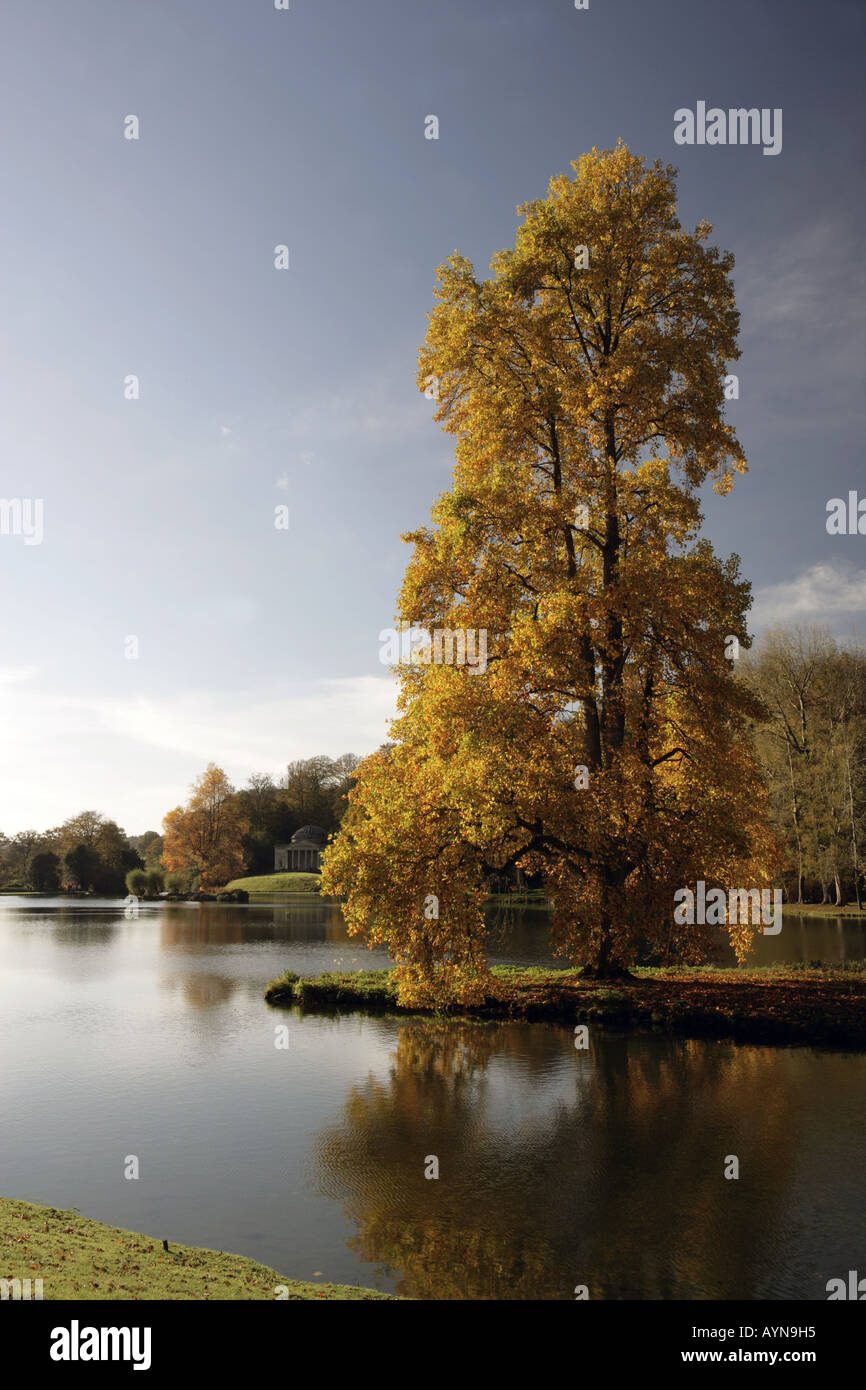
<box><xmin>274</xmin><ymin>824</ymin><xmax>328</xmax><ymax>872</ymax></box>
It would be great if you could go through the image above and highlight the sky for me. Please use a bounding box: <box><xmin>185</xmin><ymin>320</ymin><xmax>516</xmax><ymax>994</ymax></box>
<box><xmin>1</xmin><ymin>0</ymin><xmax>864</xmax><ymax>834</ymax></box>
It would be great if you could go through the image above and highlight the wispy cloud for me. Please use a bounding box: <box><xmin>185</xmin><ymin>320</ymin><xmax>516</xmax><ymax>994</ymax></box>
<box><xmin>751</xmin><ymin>561</ymin><xmax>866</xmax><ymax>629</ymax></box>
<box><xmin>0</xmin><ymin>665</ymin><xmax>39</xmax><ymax>686</ymax></box>
<box><xmin>89</xmin><ymin>678</ymin><xmax>398</xmax><ymax>765</ymax></box>
<box><xmin>738</xmin><ymin>219</ymin><xmax>866</xmax><ymax>332</ymax></box>
<box><xmin>0</xmin><ymin>675</ymin><xmax>398</xmax><ymax>832</ymax></box>
<box><xmin>736</xmin><ymin>217</ymin><xmax>866</xmax><ymax>431</ymax></box>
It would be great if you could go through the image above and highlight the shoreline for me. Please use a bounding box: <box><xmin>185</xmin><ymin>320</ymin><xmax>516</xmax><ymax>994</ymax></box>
<box><xmin>0</xmin><ymin>1197</ymin><xmax>396</xmax><ymax>1301</ymax></box>
<box><xmin>264</xmin><ymin>964</ymin><xmax>866</xmax><ymax>1050</ymax></box>
<box><xmin>4</xmin><ymin>886</ymin><xmax>866</xmax><ymax>916</ymax></box>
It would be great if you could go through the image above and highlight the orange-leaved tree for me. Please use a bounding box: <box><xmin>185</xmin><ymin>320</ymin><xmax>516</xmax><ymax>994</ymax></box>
<box><xmin>162</xmin><ymin>764</ymin><xmax>248</xmax><ymax>891</ymax></box>
<box><xmin>322</xmin><ymin>144</ymin><xmax>781</xmax><ymax>1003</ymax></box>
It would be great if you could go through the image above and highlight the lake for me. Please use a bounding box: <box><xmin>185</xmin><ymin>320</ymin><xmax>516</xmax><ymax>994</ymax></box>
<box><xmin>1</xmin><ymin>896</ymin><xmax>864</xmax><ymax>1299</ymax></box>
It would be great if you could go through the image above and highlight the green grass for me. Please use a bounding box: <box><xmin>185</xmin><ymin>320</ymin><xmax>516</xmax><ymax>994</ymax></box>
<box><xmin>0</xmin><ymin>1197</ymin><xmax>396</xmax><ymax>1301</ymax></box>
<box><xmin>222</xmin><ymin>872</ymin><xmax>322</xmax><ymax>894</ymax></box>
<box><xmin>264</xmin><ymin>962</ymin><xmax>866</xmax><ymax>1048</ymax></box>
<box><xmin>782</xmin><ymin>902</ymin><xmax>866</xmax><ymax>916</ymax></box>
<box><xmin>267</xmin><ymin>968</ymin><xmax>398</xmax><ymax>1009</ymax></box>
<box><xmin>486</xmin><ymin>890</ymin><xmax>552</xmax><ymax>908</ymax></box>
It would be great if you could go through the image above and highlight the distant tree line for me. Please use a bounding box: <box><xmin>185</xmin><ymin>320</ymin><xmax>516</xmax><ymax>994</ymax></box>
<box><xmin>0</xmin><ymin>811</ymin><xmax>149</xmax><ymax>895</ymax></box>
<box><xmin>741</xmin><ymin>628</ymin><xmax>866</xmax><ymax>906</ymax></box>
<box><xmin>0</xmin><ymin>753</ymin><xmax>362</xmax><ymax>896</ymax></box>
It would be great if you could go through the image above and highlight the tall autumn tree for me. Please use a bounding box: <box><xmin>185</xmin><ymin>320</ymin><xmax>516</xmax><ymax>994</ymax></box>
<box><xmin>322</xmin><ymin>144</ymin><xmax>780</xmax><ymax>1002</ymax></box>
<box><xmin>163</xmin><ymin>764</ymin><xmax>248</xmax><ymax>891</ymax></box>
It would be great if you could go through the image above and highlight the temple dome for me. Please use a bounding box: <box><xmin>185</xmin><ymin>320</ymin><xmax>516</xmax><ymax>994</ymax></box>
<box><xmin>290</xmin><ymin>824</ymin><xmax>327</xmax><ymax>845</ymax></box>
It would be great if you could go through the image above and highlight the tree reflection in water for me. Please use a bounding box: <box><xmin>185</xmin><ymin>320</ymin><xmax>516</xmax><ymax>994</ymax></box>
<box><xmin>314</xmin><ymin>1020</ymin><xmax>805</xmax><ymax>1299</ymax></box>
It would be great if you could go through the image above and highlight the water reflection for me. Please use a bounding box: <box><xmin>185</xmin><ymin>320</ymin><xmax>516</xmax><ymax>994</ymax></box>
<box><xmin>49</xmin><ymin>919</ymin><xmax>122</xmax><ymax>947</ymax></box>
<box><xmin>167</xmin><ymin>972</ymin><xmax>238</xmax><ymax>1009</ymax></box>
<box><xmin>313</xmin><ymin>1020</ymin><xmax>850</xmax><ymax>1300</ymax></box>
<box><xmin>157</xmin><ymin>904</ymin><xmax>353</xmax><ymax>951</ymax></box>
<box><xmin>712</xmin><ymin>913</ymin><xmax>866</xmax><ymax>967</ymax></box>
<box><xmin>1</xmin><ymin>898</ymin><xmax>864</xmax><ymax>1300</ymax></box>
<box><xmin>2</xmin><ymin>895</ymin><xmax>863</xmax><ymax>966</ymax></box>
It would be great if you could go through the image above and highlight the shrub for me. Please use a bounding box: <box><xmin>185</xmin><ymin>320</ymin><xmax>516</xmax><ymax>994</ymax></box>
<box><xmin>125</xmin><ymin>868</ymin><xmax>150</xmax><ymax>896</ymax></box>
<box><xmin>165</xmin><ymin>870</ymin><xmax>195</xmax><ymax>894</ymax></box>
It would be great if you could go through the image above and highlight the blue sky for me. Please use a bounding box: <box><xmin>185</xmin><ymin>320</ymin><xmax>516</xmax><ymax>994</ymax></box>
<box><xmin>1</xmin><ymin>0</ymin><xmax>864</xmax><ymax>832</ymax></box>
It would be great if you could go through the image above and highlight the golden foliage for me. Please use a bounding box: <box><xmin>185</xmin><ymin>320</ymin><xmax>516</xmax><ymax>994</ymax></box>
<box><xmin>163</xmin><ymin>763</ymin><xmax>248</xmax><ymax>892</ymax></box>
<box><xmin>322</xmin><ymin>145</ymin><xmax>781</xmax><ymax>1001</ymax></box>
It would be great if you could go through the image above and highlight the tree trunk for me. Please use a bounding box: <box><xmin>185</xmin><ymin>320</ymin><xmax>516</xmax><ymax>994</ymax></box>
<box><xmin>786</xmin><ymin>740</ymin><xmax>805</xmax><ymax>903</ymax></box>
<box><xmin>581</xmin><ymin>876</ymin><xmax>638</xmax><ymax>980</ymax></box>
<box><xmin>581</xmin><ymin>937</ymin><xmax>636</xmax><ymax>981</ymax></box>
<box><xmin>843</xmin><ymin>733</ymin><xmax>862</xmax><ymax>910</ymax></box>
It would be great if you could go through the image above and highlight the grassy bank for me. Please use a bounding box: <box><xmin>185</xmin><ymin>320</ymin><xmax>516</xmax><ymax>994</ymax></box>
<box><xmin>264</xmin><ymin>962</ymin><xmax>866</xmax><ymax>1049</ymax></box>
<box><xmin>486</xmin><ymin>890</ymin><xmax>551</xmax><ymax>908</ymax></box>
<box><xmin>0</xmin><ymin>1198</ymin><xmax>395</xmax><ymax>1301</ymax></box>
<box><xmin>782</xmin><ymin>902</ymin><xmax>866</xmax><ymax>916</ymax></box>
<box><xmin>223</xmin><ymin>872</ymin><xmax>321</xmax><ymax>894</ymax></box>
